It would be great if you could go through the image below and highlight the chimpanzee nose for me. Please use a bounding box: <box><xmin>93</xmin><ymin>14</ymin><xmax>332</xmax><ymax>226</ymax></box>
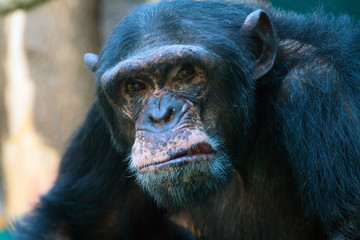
<box><xmin>138</xmin><ymin>94</ymin><xmax>186</xmax><ymax>133</ymax></box>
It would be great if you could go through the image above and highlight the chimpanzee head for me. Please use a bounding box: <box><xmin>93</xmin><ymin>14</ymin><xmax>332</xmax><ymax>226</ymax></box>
<box><xmin>84</xmin><ymin>1</ymin><xmax>276</xmax><ymax>210</ymax></box>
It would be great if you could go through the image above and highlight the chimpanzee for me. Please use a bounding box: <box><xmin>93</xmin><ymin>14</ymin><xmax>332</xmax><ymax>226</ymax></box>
<box><xmin>13</xmin><ymin>0</ymin><xmax>360</xmax><ymax>239</ymax></box>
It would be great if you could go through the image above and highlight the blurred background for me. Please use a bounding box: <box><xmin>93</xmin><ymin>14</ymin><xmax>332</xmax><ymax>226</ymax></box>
<box><xmin>0</xmin><ymin>0</ymin><xmax>359</xmax><ymax>235</ymax></box>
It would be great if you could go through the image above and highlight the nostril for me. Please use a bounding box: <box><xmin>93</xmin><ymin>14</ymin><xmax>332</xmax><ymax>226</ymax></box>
<box><xmin>149</xmin><ymin>107</ymin><xmax>176</xmax><ymax>126</ymax></box>
<box><xmin>149</xmin><ymin>115</ymin><xmax>162</xmax><ymax>126</ymax></box>
<box><xmin>149</xmin><ymin>115</ymin><xmax>154</xmax><ymax>123</ymax></box>
<box><xmin>163</xmin><ymin>108</ymin><xmax>175</xmax><ymax>122</ymax></box>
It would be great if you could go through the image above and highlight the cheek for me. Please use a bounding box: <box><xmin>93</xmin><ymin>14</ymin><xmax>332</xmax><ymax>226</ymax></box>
<box><xmin>201</xmin><ymin>101</ymin><xmax>221</xmax><ymax>128</ymax></box>
<box><xmin>128</xmin><ymin>97</ymin><xmax>147</xmax><ymax>118</ymax></box>
<box><xmin>111</xmin><ymin>112</ymin><xmax>136</xmax><ymax>150</ymax></box>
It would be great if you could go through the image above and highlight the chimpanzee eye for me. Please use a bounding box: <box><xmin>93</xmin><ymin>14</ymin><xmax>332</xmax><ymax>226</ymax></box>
<box><xmin>126</xmin><ymin>80</ymin><xmax>147</xmax><ymax>92</ymax></box>
<box><xmin>176</xmin><ymin>64</ymin><xmax>195</xmax><ymax>80</ymax></box>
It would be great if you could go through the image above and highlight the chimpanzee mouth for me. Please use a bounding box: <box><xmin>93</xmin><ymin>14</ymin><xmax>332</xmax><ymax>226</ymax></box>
<box><xmin>139</xmin><ymin>143</ymin><xmax>214</xmax><ymax>172</ymax></box>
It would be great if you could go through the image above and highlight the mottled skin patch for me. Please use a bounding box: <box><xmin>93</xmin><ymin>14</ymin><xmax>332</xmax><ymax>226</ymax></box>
<box><xmin>130</xmin><ymin>93</ymin><xmax>209</xmax><ymax>170</ymax></box>
<box><xmin>115</xmin><ymin>66</ymin><xmax>208</xmax><ymax>120</ymax></box>
<box><xmin>166</xmin><ymin>66</ymin><xmax>209</xmax><ymax>99</ymax></box>
<box><xmin>132</xmin><ymin>128</ymin><xmax>210</xmax><ymax>169</ymax></box>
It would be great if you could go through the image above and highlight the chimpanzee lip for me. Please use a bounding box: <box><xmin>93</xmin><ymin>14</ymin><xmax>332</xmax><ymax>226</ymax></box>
<box><xmin>139</xmin><ymin>142</ymin><xmax>214</xmax><ymax>173</ymax></box>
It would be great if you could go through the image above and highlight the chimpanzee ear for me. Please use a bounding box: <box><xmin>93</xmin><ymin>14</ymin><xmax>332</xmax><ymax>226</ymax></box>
<box><xmin>84</xmin><ymin>53</ymin><xmax>99</xmax><ymax>72</ymax></box>
<box><xmin>240</xmin><ymin>10</ymin><xmax>276</xmax><ymax>80</ymax></box>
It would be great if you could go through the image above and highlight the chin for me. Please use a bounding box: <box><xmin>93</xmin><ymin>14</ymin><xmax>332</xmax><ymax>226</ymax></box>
<box><xmin>134</xmin><ymin>150</ymin><xmax>234</xmax><ymax>210</ymax></box>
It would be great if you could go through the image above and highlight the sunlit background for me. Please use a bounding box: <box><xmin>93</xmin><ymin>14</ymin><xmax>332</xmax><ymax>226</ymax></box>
<box><xmin>0</xmin><ymin>0</ymin><xmax>358</xmax><ymax>236</ymax></box>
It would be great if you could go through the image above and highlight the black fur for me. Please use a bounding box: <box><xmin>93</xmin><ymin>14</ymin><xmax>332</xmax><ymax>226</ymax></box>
<box><xmin>13</xmin><ymin>1</ymin><xmax>360</xmax><ymax>239</ymax></box>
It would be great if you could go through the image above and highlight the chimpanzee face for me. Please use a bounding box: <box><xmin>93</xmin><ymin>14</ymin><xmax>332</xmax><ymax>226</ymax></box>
<box><xmin>97</xmin><ymin>45</ymin><xmax>234</xmax><ymax>209</ymax></box>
